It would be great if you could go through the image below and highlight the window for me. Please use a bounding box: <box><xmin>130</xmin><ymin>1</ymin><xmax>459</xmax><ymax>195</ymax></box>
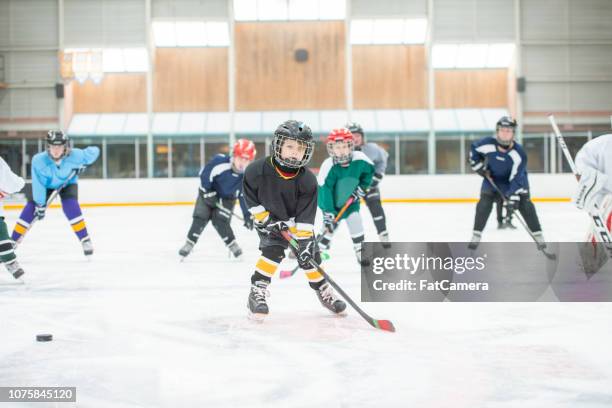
<box><xmin>154</xmin><ymin>138</ymin><xmax>169</xmax><ymax>178</ymax></box>
<box><xmin>399</xmin><ymin>138</ymin><xmax>428</xmax><ymax>174</ymax></box>
<box><xmin>432</xmin><ymin>43</ymin><xmax>515</xmax><ymax>69</ymax></box>
<box><xmin>25</xmin><ymin>139</ymin><xmax>42</xmax><ymax>179</ymax></box>
<box><xmin>172</xmin><ymin>137</ymin><xmax>201</xmax><ymax>177</ymax></box>
<box><xmin>107</xmin><ymin>138</ymin><xmax>136</xmax><ymax>178</ymax></box>
<box><xmin>71</xmin><ymin>138</ymin><xmax>103</xmax><ymax>178</ymax></box>
<box><xmin>152</xmin><ymin>21</ymin><xmax>230</xmax><ymax>47</ymax></box>
<box><xmin>234</xmin><ymin>0</ymin><xmax>345</xmax><ymax>21</ymax></box>
<box><xmin>65</xmin><ymin>48</ymin><xmax>149</xmax><ymax>83</ymax></box>
<box><xmin>0</xmin><ymin>140</ymin><xmax>23</xmax><ymax>178</ymax></box>
<box><xmin>523</xmin><ymin>135</ymin><xmax>547</xmax><ymax>173</ymax></box>
<box><xmin>351</xmin><ymin>19</ymin><xmax>427</xmax><ymax>45</ymax></box>
<box><xmin>436</xmin><ymin>138</ymin><xmax>462</xmax><ymax>174</ymax></box>
<box><xmin>204</xmin><ymin>140</ymin><xmax>231</xmax><ymax>163</ymax></box>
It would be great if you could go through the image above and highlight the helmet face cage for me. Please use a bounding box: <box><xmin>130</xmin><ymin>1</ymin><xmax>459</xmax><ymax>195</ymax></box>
<box><xmin>46</xmin><ymin>130</ymin><xmax>70</xmax><ymax>159</ymax></box>
<box><xmin>495</xmin><ymin>117</ymin><xmax>517</xmax><ymax>147</ymax></box>
<box><xmin>327</xmin><ymin>138</ymin><xmax>354</xmax><ymax>165</ymax></box>
<box><xmin>272</xmin><ymin>134</ymin><xmax>314</xmax><ymax>169</ymax></box>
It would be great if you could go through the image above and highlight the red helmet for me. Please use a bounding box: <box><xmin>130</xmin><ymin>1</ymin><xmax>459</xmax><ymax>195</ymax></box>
<box><xmin>327</xmin><ymin>128</ymin><xmax>354</xmax><ymax>144</ymax></box>
<box><xmin>233</xmin><ymin>138</ymin><xmax>256</xmax><ymax>160</ymax></box>
<box><xmin>326</xmin><ymin>128</ymin><xmax>354</xmax><ymax>165</ymax></box>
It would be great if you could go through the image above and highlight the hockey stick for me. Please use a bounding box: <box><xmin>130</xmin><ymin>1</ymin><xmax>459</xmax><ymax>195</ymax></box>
<box><xmin>484</xmin><ymin>174</ymin><xmax>556</xmax><ymax>260</ymax></box>
<box><xmin>280</xmin><ymin>229</ymin><xmax>395</xmax><ymax>332</ymax></box>
<box><xmin>19</xmin><ymin>168</ymin><xmax>79</xmax><ymax>241</ymax></box>
<box><xmin>279</xmin><ymin>196</ymin><xmax>356</xmax><ymax>279</ymax></box>
<box><xmin>548</xmin><ymin>115</ymin><xmax>612</xmax><ymax>259</ymax></box>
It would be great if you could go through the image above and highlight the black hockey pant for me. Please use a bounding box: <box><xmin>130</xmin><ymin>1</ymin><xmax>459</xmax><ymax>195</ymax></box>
<box><xmin>186</xmin><ymin>191</ymin><xmax>236</xmax><ymax>246</ymax></box>
<box><xmin>473</xmin><ymin>190</ymin><xmax>542</xmax><ymax>233</ymax></box>
<box><xmin>365</xmin><ymin>187</ymin><xmax>387</xmax><ymax>235</ymax></box>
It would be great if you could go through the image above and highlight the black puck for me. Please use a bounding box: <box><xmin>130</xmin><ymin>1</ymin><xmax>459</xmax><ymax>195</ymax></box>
<box><xmin>36</xmin><ymin>334</ymin><xmax>53</xmax><ymax>342</ymax></box>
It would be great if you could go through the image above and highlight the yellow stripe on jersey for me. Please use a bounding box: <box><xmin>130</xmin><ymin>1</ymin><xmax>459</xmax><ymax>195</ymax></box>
<box><xmin>253</xmin><ymin>210</ymin><xmax>270</xmax><ymax>222</ymax></box>
<box><xmin>305</xmin><ymin>270</ymin><xmax>324</xmax><ymax>282</ymax></box>
<box><xmin>14</xmin><ymin>223</ymin><xmax>27</xmax><ymax>234</ymax></box>
<box><xmin>255</xmin><ymin>257</ymin><xmax>278</xmax><ymax>277</ymax></box>
<box><xmin>71</xmin><ymin>220</ymin><xmax>86</xmax><ymax>232</ymax></box>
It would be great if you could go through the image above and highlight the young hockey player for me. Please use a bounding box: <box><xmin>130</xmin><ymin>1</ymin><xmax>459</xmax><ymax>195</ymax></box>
<box><xmin>11</xmin><ymin>130</ymin><xmax>99</xmax><ymax>256</ymax></box>
<box><xmin>0</xmin><ymin>156</ymin><xmax>26</xmax><ymax>279</ymax></box>
<box><xmin>178</xmin><ymin>138</ymin><xmax>255</xmax><ymax>260</ymax></box>
<box><xmin>345</xmin><ymin>122</ymin><xmax>391</xmax><ymax>245</ymax></box>
<box><xmin>318</xmin><ymin>128</ymin><xmax>375</xmax><ymax>264</ymax></box>
<box><xmin>243</xmin><ymin>120</ymin><xmax>346</xmax><ymax>320</ymax></box>
<box><xmin>468</xmin><ymin>116</ymin><xmax>546</xmax><ymax>249</ymax></box>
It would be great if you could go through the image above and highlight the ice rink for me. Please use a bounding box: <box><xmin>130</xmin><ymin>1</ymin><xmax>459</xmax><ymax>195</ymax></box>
<box><xmin>2</xmin><ymin>202</ymin><xmax>612</xmax><ymax>408</ymax></box>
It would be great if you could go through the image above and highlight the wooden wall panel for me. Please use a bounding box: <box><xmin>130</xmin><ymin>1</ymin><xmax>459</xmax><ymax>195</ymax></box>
<box><xmin>435</xmin><ymin>69</ymin><xmax>508</xmax><ymax>108</ymax></box>
<box><xmin>352</xmin><ymin>45</ymin><xmax>427</xmax><ymax>109</ymax></box>
<box><xmin>73</xmin><ymin>74</ymin><xmax>146</xmax><ymax>113</ymax></box>
<box><xmin>235</xmin><ymin>21</ymin><xmax>345</xmax><ymax>111</ymax></box>
<box><xmin>154</xmin><ymin>48</ymin><xmax>228</xmax><ymax>112</ymax></box>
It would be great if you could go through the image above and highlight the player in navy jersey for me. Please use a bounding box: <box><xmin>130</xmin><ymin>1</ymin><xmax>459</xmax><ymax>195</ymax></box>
<box><xmin>468</xmin><ymin>117</ymin><xmax>546</xmax><ymax>249</ymax></box>
<box><xmin>178</xmin><ymin>139</ymin><xmax>256</xmax><ymax>260</ymax></box>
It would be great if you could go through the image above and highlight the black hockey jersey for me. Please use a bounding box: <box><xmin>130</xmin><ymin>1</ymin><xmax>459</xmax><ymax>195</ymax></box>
<box><xmin>243</xmin><ymin>156</ymin><xmax>317</xmax><ymax>236</ymax></box>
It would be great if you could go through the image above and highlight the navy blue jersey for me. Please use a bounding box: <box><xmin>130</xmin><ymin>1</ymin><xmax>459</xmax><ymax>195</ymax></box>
<box><xmin>470</xmin><ymin>137</ymin><xmax>529</xmax><ymax>196</ymax></box>
<box><xmin>199</xmin><ymin>154</ymin><xmax>249</xmax><ymax>218</ymax></box>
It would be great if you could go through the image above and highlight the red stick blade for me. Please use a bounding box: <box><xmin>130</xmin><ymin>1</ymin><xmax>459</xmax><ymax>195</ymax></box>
<box><xmin>375</xmin><ymin>320</ymin><xmax>396</xmax><ymax>332</ymax></box>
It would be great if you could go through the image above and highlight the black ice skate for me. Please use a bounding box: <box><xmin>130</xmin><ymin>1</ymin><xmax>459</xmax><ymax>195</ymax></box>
<box><xmin>179</xmin><ymin>240</ymin><xmax>194</xmax><ymax>259</ymax></box>
<box><xmin>533</xmin><ymin>232</ymin><xmax>547</xmax><ymax>250</ymax></box>
<box><xmin>468</xmin><ymin>231</ymin><xmax>482</xmax><ymax>250</ymax></box>
<box><xmin>379</xmin><ymin>231</ymin><xmax>392</xmax><ymax>249</ymax></box>
<box><xmin>82</xmin><ymin>238</ymin><xmax>94</xmax><ymax>257</ymax></box>
<box><xmin>227</xmin><ymin>241</ymin><xmax>243</xmax><ymax>259</ymax></box>
<box><xmin>315</xmin><ymin>282</ymin><xmax>346</xmax><ymax>314</ymax></box>
<box><xmin>248</xmin><ymin>280</ymin><xmax>270</xmax><ymax>320</ymax></box>
<box><xmin>5</xmin><ymin>260</ymin><xmax>24</xmax><ymax>280</ymax></box>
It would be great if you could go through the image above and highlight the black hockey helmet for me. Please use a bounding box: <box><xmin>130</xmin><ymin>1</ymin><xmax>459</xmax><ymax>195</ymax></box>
<box><xmin>345</xmin><ymin>122</ymin><xmax>364</xmax><ymax>138</ymax></box>
<box><xmin>495</xmin><ymin>116</ymin><xmax>517</xmax><ymax>147</ymax></box>
<box><xmin>46</xmin><ymin>130</ymin><xmax>69</xmax><ymax>146</ymax></box>
<box><xmin>272</xmin><ymin>120</ymin><xmax>314</xmax><ymax>169</ymax></box>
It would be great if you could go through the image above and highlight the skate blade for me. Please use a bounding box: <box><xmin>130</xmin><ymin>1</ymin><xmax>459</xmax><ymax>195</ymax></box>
<box><xmin>247</xmin><ymin>309</ymin><xmax>267</xmax><ymax>322</ymax></box>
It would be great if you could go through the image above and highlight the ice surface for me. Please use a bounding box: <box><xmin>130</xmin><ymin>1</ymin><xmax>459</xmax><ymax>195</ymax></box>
<box><xmin>1</xmin><ymin>202</ymin><xmax>611</xmax><ymax>408</ymax></box>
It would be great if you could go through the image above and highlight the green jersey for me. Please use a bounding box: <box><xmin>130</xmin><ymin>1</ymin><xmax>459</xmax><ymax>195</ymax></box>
<box><xmin>317</xmin><ymin>151</ymin><xmax>375</xmax><ymax>219</ymax></box>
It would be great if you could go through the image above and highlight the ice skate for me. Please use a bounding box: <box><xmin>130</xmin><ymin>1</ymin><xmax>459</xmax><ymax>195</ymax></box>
<box><xmin>227</xmin><ymin>240</ymin><xmax>243</xmax><ymax>260</ymax></box>
<box><xmin>179</xmin><ymin>240</ymin><xmax>194</xmax><ymax>260</ymax></box>
<box><xmin>5</xmin><ymin>260</ymin><xmax>24</xmax><ymax>280</ymax></box>
<box><xmin>468</xmin><ymin>231</ymin><xmax>482</xmax><ymax>250</ymax></box>
<box><xmin>247</xmin><ymin>280</ymin><xmax>270</xmax><ymax>321</ymax></box>
<box><xmin>315</xmin><ymin>282</ymin><xmax>346</xmax><ymax>315</ymax></box>
<box><xmin>82</xmin><ymin>238</ymin><xmax>94</xmax><ymax>257</ymax></box>
<box><xmin>379</xmin><ymin>231</ymin><xmax>391</xmax><ymax>249</ymax></box>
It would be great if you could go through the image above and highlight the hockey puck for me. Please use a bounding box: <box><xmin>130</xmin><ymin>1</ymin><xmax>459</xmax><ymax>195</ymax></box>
<box><xmin>36</xmin><ymin>334</ymin><xmax>53</xmax><ymax>342</ymax></box>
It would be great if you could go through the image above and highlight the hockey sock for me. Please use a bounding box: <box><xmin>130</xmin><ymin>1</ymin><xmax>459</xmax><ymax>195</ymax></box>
<box><xmin>0</xmin><ymin>218</ymin><xmax>16</xmax><ymax>263</ymax></box>
<box><xmin>252</xmin><ymin>246</ymin><xmax>285</xmax><ymax>283</ymax></box>
<box><xmin>61</xmin><ymin>198</ymin><xmax>90</xmax><ymax>242</ymax></box>
<box><xmin>11</xmin><ymin>201</ymin><xmax>36</xmax><ymax>242</ymax></box>
<box><xmin>366</xmin><ymin>192</ymin><xmax>388</xmax><ymax>235</ymax></box>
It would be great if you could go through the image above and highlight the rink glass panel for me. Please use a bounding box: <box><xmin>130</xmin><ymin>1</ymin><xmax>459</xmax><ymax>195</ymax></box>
<box><xmin>436</xmin><ymin>137</ymin><xmax>461</xmax><ymax>174</ymax></box>
<box><xmin>399</xmin><ymin>136</ymin><xmax>428</xmax><ymax>174</ymax></box>
<box><xmin>107</xmin><ymin>137</ymin><xmax>138</xmax><ymax>178</ymax></box>
<box><xmin>171</xmin><ymin>137</ymin><xmax>201</xmax><ymax>177</ymax></box>
<box><xmin>0</xmin><ymin>139</ymin><xmax>22</xmax><ymax>175</ymax></box>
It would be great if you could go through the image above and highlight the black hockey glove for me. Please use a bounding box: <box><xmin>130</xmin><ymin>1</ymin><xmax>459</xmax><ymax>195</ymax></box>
<box><xmin>254</xmin><ymin>217</ymin><xmax>287</xmax><ymax>238</ymax></box>
<box><xmin>200</xmin><ymin>188</ymin><xmax>218</xmax><ymax>206</ymax></box>
<box><xmin>244</xmin><ymin>216</ymin><xmax>254</xmax><ymax>231</ymax></box>
<box><xmin>72</xmin><ymin>165</ymin><xmax>87</xmax><ymax>176</ymax></box>
<box><xmin>370</xmin><ymin>173</ymin><xmax>383</xmax><ymax>189</ymax></box>
<box><xmin>351</xmin><ymin>186</ymin><xmax>367</xmax><ymax>202</ymax></box>
<box><xmin>470</xmin><ymin>159</ymin><xmax>489</xmax><ymax>178</ymax></box>
<box><xmin>322</xmin><ymin>212</ymin><xmax>336</xmax><ymax>234</ymax></box>
<box><xmin>296</xmin><ymin>237</ymin><xmax>316</xmax><ymax>270</ymax></box>
<box><xmin>503</xmin><ymin>194</ymin><xmax>520</xmax><ymax>216</ymax></box>
<box><xmin>34</xmin><ymin>205</ymin><xmax>46</xmax><ymax>220</ymax></box>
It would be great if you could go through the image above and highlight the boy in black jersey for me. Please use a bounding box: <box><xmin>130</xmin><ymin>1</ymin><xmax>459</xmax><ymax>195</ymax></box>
<box><xmin>243</xmin><ymin>120</ymin><xmax>347</xmax><ymax>320</ymax></box>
